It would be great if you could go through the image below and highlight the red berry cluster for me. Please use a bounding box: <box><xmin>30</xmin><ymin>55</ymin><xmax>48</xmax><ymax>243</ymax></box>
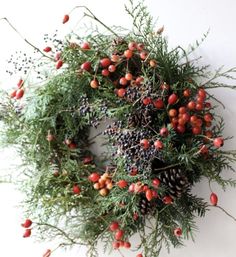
<box><xmin>10</xmin><ymin>78</ymin><xmax>24</xmax><ymax>99</ymax></box>
<box><xmin>109</xmin><ymin>221</ymin><xmax>131</xmax><ymax>250</ymax></box>
<box><xmin>21</xmin><ymin>218</ymin><xmax>32</xmax><ymax>238</ymax></box>
<box><xmin>89</xmin><ymin>172</ymin><xmax>114</xmax><ymax>196</ymax></box>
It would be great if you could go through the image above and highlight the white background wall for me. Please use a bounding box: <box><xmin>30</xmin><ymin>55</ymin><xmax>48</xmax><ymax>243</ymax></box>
<box><xmin>1</xmin><ymin>0</ymin><xmax>236</xmax><ymax>257</ymax></box>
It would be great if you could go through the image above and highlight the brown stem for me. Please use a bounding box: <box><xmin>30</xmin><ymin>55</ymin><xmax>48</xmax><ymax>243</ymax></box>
<box><xmin>36</xmin><ymin>222</ymin><xmax>78</xmax><ymax>244</ymax></box>
<box><xmin>210</xmin><ymin>205</ymin><xmax>236</xmax><ymax>222</ymax></box>
<box><xmin>69</xmin><ymin>6</ymin><xmax>120</xmax><ymax>37</ymax></box>
<box><xmin>0</xmin><ymin>17</ymin><xmax>54</xmax><ymax>60</ymax></box>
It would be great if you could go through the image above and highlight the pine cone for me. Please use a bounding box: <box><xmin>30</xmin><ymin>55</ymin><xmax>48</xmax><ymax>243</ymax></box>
<box><xmin>160</xmin><ymin>167</ymin><xmax>190</xmax><ymax>198</ymax></box>
<box><xmin>128</xmin><ymin>109</ymin><xmax>152</xmax><ymax>128</ymax></box>
<box><xmin>152</xmin><ymin>159</ymin><xmax>190</xmax><ymax>198</ymax></box>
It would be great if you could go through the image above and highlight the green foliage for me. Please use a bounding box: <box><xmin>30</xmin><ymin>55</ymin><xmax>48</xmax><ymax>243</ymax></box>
<box><xmin>1</xmin><ymin>1</ymin><xmax>236</xmax><ymax>257</ymax></box>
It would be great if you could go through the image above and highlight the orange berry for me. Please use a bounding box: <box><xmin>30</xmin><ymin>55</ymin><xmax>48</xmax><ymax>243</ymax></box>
<box><xmin>90</xmin><ymin>79</ymin><xmax>99</xmax><ymax>89</ymax></box>
<box><xmin>168</xmin><ymin>109</ymin><xmax>178</xmax><ymax>117</ymax></box>
<box><xmin>125</xmin><ymin>73</ymin><xmax>133</xmax><ymax>81</ymax></box>
<box><xmin>124</xmin><ymin>49</ymin><xmax>133</xmax><ymax>59</ymax></box>
<box><xmin>111</xmin><ymin>54</ymin><xmax>120</xmax><ymax>62</ymax></box>
<box><xmin>99</xmin><ymin>188</ymin><xmax>109</xmax><ymax>196</ymax></box>
<box><xmin>149</xmin><ymin>59</ymin><xmax>157</xmax><ymax>67</ymax></box>
<box><xmin>117</xmin><ymin>88</ymin><xmax>126</xmax><ymax>98</ymax></box>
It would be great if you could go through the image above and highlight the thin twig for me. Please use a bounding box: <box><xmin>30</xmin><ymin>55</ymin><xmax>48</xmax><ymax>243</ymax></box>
<box><xmin>0</xmin><ymin>17</ymin><xmax>54</xmax><ymax>60</ymax></box>
<box><xmin>36</xmin><ymin>222</ymin><xmax>78</xmax><ymax>244</ymax></box>
<box><xmin>70</xmin><ymin>6</ymin><xmax>120</xmax><ymax>37</ymax></box>
<box><xmin>210</xmin><ymin>205</ymin><xmax>236</xmax><ymax>222</ymax></box>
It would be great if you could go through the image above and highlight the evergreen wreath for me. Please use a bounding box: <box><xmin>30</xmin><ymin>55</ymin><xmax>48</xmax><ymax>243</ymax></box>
<box><xmin>1</xmin><ymin>1</ymin><xmax>236</xmax><ymax>257</ymax></box>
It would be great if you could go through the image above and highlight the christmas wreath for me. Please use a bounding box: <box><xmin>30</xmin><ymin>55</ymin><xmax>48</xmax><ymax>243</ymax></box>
<box><xmin>1</xmin><ymin>1</ymin><xmax>236</xmax><ymax>257</ymax></box>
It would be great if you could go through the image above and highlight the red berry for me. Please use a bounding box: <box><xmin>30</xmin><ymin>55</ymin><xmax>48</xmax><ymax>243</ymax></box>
<box><xmin>192</xmin><ymin>126</ymin><xmax>202</xmax><ymax>135</ymax></box>
<box><xmin>21</xmin><ymin>219</ymin><xmax>32</xmax><ymax>228</ymax></box>
<box><xmin>43</xmin><ymin>46</ymin><xmax>52</xmax><ymax>52</ymax></box>
<box><xmin>145</xmin><ymin>189</ymin><xmax>153</xmax><ymax>201</ymax></box>
<box><xmin>128</xmin><ymin>183</ymin><xmax>135</xmax><ymax>193</ymax></box>
<box><xmin>154</xmin><ymin>140</ymin><xmax>163</xmax><ymax>150</ymax></box>
<box><xmin>199</xmin><ymin>145</ymin><xmax>208</xmax><ymax>154</ymax></box>
<box><xmin>81</xmin><ymin>61</ymin><xmax>91</xmax><ymax>71</ymax></box>
<box><xmin>83</xmin><ymin>156</ymin><xmax>93</xmax><ymax>164</ymax></box>
<box><xmin>160</xmin><ymin>83</ymin><xmax>170</xmax><ymax>91</ymax></box>
<box><xmin>176</xmin><ymin>124</ymin><xmax>186</xmax><ymax>134</ymax></box>
<box><xmin>56</xmin><ymin>59</ymin><xmax>63</xmax><ymax>69</ymax></box>
<box><xmin>73</xmin><ymin>185</ymin><xmax>81</xmax><ymax>194</ymax></box>
<box><xmin>174</xmin><ymin>228</ymin><xmax>182</xmax><ymax>237</ymax></box>
<box><xmin>136</xmin><ymin>254</ymin><xmax>143</xmax><ymax>257</ymax></box>
<box><xmin>89</xmin><ymin>173</ymin><xmax>100</xmax><ymax>183</ymax></box>
<box><xmin>123</xmin><ymin>242</ymin><xmax>131</xmax><ymax>249</ymax></box>
<box><xmin>128</xmin><ymin>42</ymin><xmax>137</xmax><ymax>51</ymax></box>
<box><xmin>62</xmin><ymin>14</ymin><xmax>69</xmax><ymax>24</ymax></box>
<box><xmin>142</xmin><ymin>185</ymin><xmax>149</xmax><ymax>192</ymax></box>
<box><xmin>142</xmin><ymin>97</ymin><xmax>152</xmax><ymax>105</ymax></box>
<box><xmin>182</xmin><ymin>113</ymin><xmax>190</xmax><ymax>123</ymax></box>
<box><xmin>213</xmin><ymin>137</ymin><xmax>224</xmax><ymax>148</ymax></box>
<box><xmin>204</xmin><ymin>113</ymin><xmax>213</xmax><ymax>122</ymax></box>
<box><xmin>160</xmin><ymin>127</ymin><xmax>169</xmax><ymax>137</ymax></box>
<box><xmin>43</xmin><ymin>249</ymin><xmax>52</xmax><ymax>257</ymax></box>
<box><xmin>117</xmin><ymin>180</ymin><xmax>128</xmax><ymax>189</ymax></box>
<box><xmin>124</xmin><ymin>49</ymin><xmax>133</xmax><ymax>59</ymax></box>
<box><xmin>110</xmin><ymin>222</ymin><xmax>119</xmax><ymax>232</ymax></box>
<box><xmin>152</xmin><ymin>190</ymin><xmax>158</xmax><ymax>198</ymax></box>
<box><xmin>135</xmin><ymin>76</ymin><xmax>144</xmax><ymax>85</ymax></box>
<box><xmin>153</xmin><ymin>98</ymin><xmax>164</xmax><ymax>109</ymax></box>
<box><xmin>15</xmin><ymin>88</ymin><xmax>24</xmax><ymax>99</ymax></box>
<box><xmin>140</xmin><ymin>139</ymin><xmax>150</xmax><ymax>149</ymax></box>
<box><xmin>179</xmin><ymin>106</ymin><xmax>187</xmax><ymax>114</ymax></box>
<box><xmin>210</xmin><ymin>192</ymin><xmax>218</xmax><ymax>206</ymax></box>
<box><xmin>140</xmin><ymin>51</ymin><xmax>148</xmax><ymax>60</ymax></box>
<box><xmin>115</xmin><ymin>229</ymin><xmax>124</xmax><ymax>240</ymax></box>
<box><xmin>196</xmin><ymin>96</ymin><xmax>205</xmax><ymax>103</ymax></box>
<box><xmin>183</xmin><ymin>89</ymin><xmax>191</xmax><ymax>97</ymax></box>
<box><xmin>163</xmin><ymin>196</ymin><xmax>173</xmax><ymax>204</ymax></box>
<box><xmin>195</xmin><ymin>103</ymin><xmax>204</xmax><ymax>111</ymax></box>
<box><xmin>68</xmin><ymin>142</ymin><xmax>77</xmax><ymax>149</ymax></box>
<box><xmin>117</xmin><ymin>88</ymin><xmax>126</xmax><ymax>98</ymax></box>
<box><xmin>112</xmin><ymin>241</ymin><xmax>120</xmax><ymax>249</ymax></box>
<box><xmin>102</xmin><ymin>69</ymin><xmax>110</xmax><ymax>76</ymax></box>
<box><xmin>168</xmin><ymin>93</ymin><xmax>178</xmax><ymax>105</ymax></box>
<box><xmin>125</xmin><ymin>73</ymin><xmax>133</xmax><ymax>81</ymax></box>
<box><xmin>187</xmin><ymin>101</ymin><xmax>196</xmax><ymax>110</ymax></box>
<box><xmin>152</xmin><ymin>178</ymin><xmax>160</xmax><ymax>188</ymax></box>
<box><xmin>119</xmin><ymin>77</ymin><xmax>128</xmax><ymax>86</ymax></box>
<box><xmin>90</xmin><ymin>79</ymin><xmax>99</xmax><ymax>89</ymax></box>
<box><xmin>81</xmin><ymin>42</ymin><xmax>90</xmax><ymax>50</ymax></box>
<box><xmin>100</xmin><ymin>58</ymin><xmax>111</xmax><ymax>68</ymax></box>
<box><xmin>17</xmin><ymin>79</ymin><xmax>24</xmax><ymax>88</ymax></box>
<box><xmin>198</xmin><ymin>88</ymin><xmax>206</xmax><ymax>99</ymax></box>
<box><xmin>108</xmin><ymin>65</ymin><xmax>116</xmax><ymax>72</ymax></box>
<box><xmin>168</xmin><ymin>109</ymin><xmax>178</xmax><ymax>117</ymax></box>
<box><xmin>205</xmin><ymin>102</ymin><xmax>212</xmax><ymax>108</ymax></box>
<box><xmin>23</xmin><ymin>228</ymin><xmax>31</xmax><ymax>238</ymax></box>
<box><xmin>10</xmin><ymin>89</ymin><xmax>17</xmax><ymax>98</ymax></box>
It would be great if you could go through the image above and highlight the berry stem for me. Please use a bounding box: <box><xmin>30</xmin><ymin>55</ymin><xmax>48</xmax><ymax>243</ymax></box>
<box><xmin>69</xmin><ymin>6</ymin><xmax>120</xmax><ymax>37</ymax></box>
<box><xmin>210</xmin><ymin>205</ymin><xmax>236</xmax><ymax>222</ymax></box>
<box><xmin>0</xmin><ymin>17</ymin><xmax>54</xmax><ymax>60</ymax></box>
